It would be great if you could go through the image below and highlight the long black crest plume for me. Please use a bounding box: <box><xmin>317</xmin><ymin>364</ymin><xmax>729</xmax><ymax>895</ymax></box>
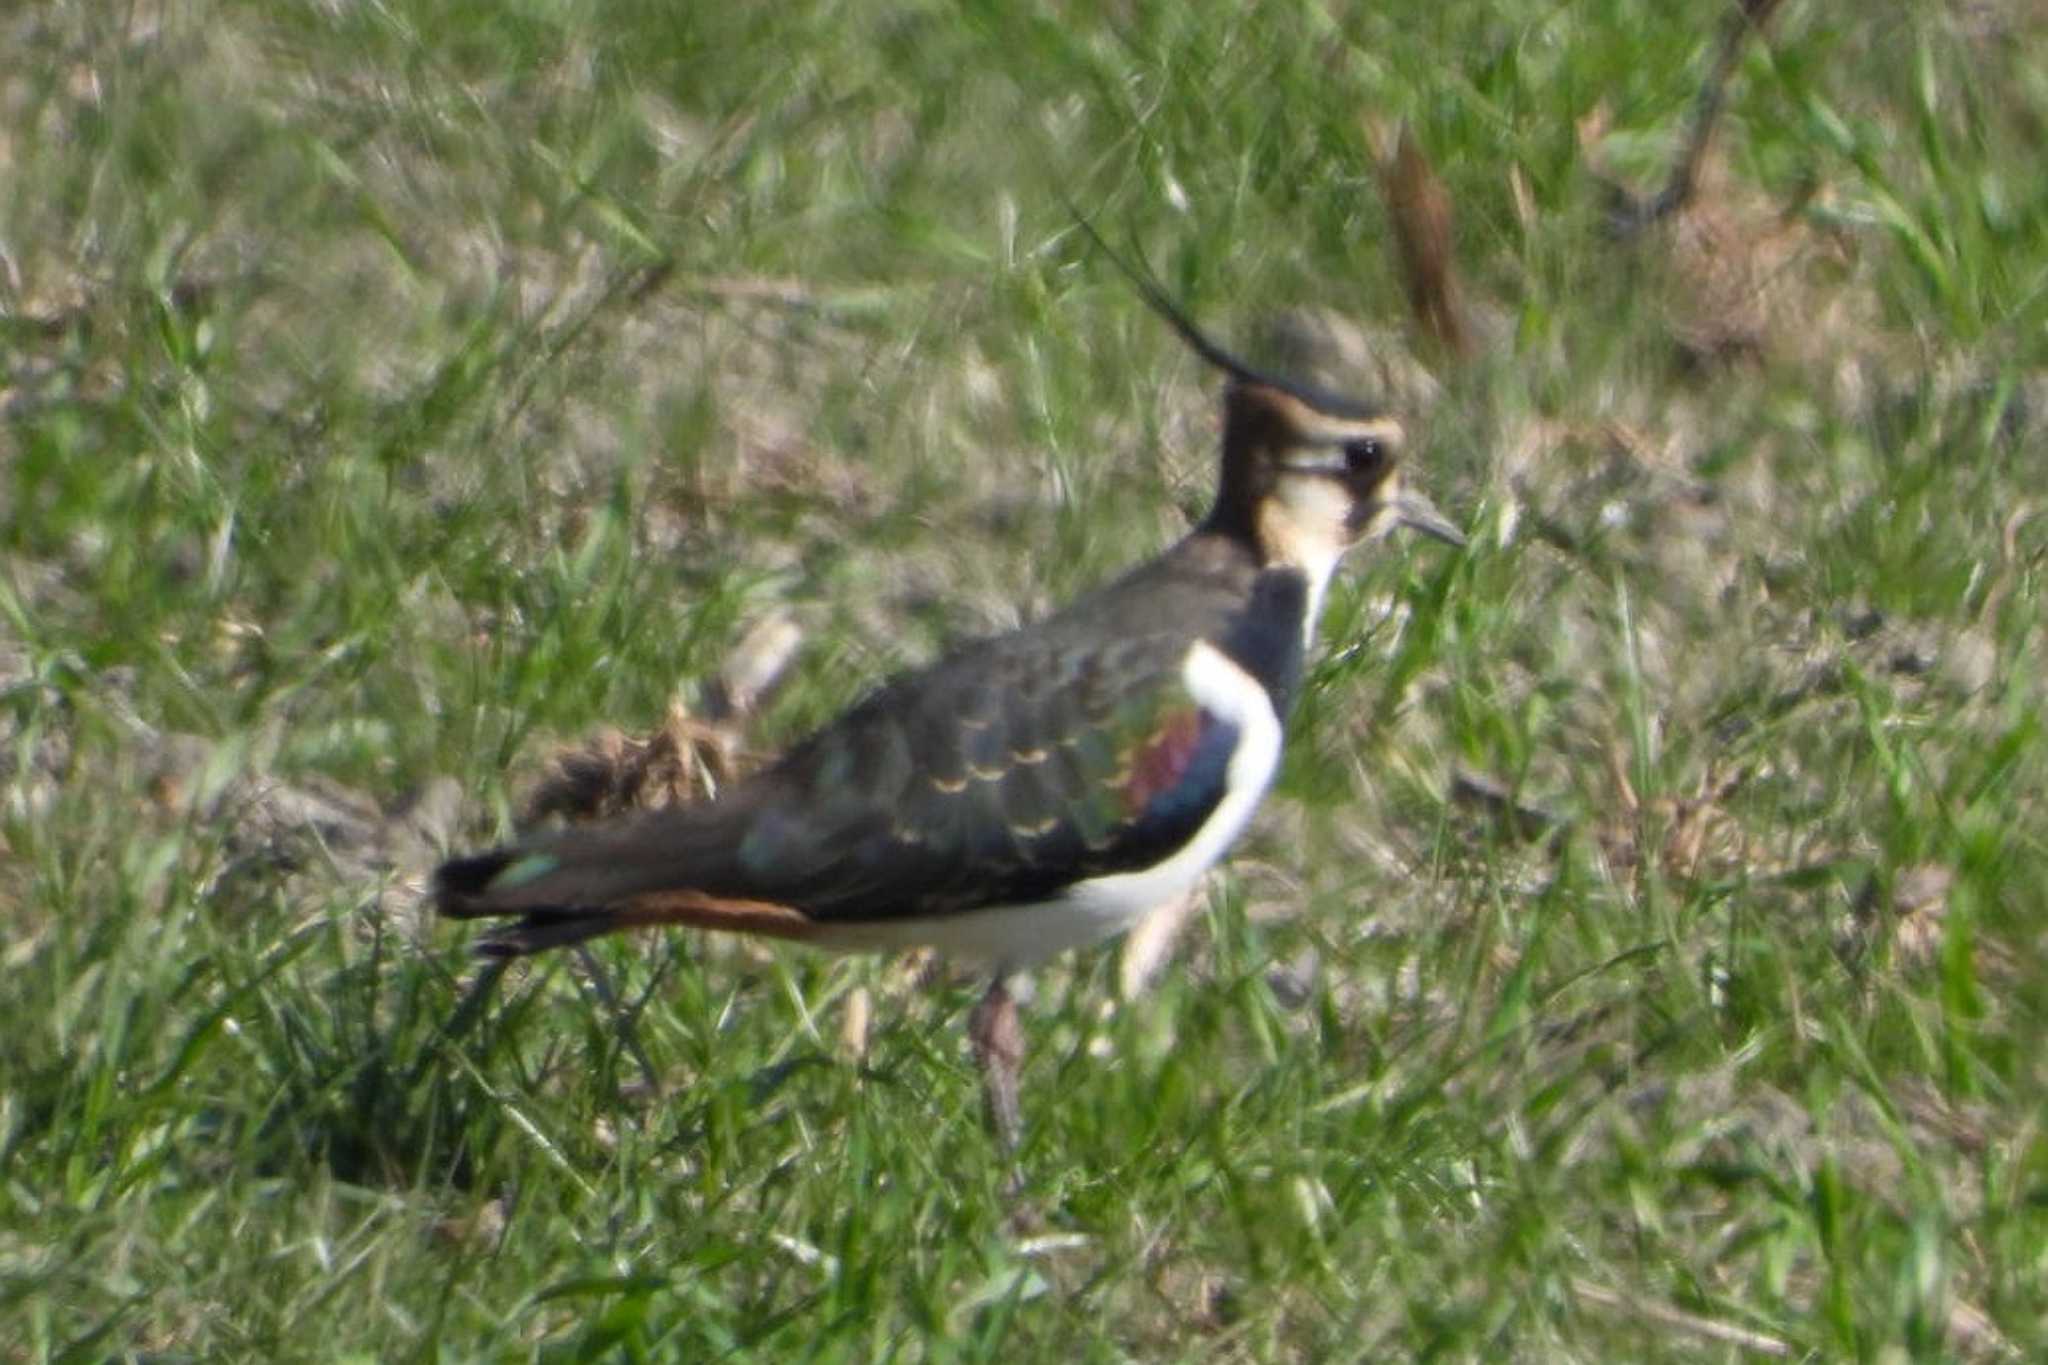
<box><xmin>1063</xmin><ymin>204</ymin><xmax>1387</xmax><ymax>421</ymax></box>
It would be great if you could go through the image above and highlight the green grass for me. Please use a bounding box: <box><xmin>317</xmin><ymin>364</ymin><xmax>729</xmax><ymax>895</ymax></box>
<box><xmin>5</xmin><ymin>0</ymin><xmax>2047</xmax><ymax>1358</ymax></box>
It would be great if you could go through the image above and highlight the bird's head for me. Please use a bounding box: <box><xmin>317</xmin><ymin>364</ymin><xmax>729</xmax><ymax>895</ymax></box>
<box><xmin>1070</xmin><ymin>211</ymin><xmax>1464</xmax><ymax>577</ymax></box>
<box><xmin>1215</xmin><ymin>380</ymin><xmax>1461</xmax><ymax>580</ymax></box>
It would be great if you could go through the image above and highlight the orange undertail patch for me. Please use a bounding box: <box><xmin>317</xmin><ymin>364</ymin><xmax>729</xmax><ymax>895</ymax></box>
<box><xmin>614</xmin><ymin>890</ymin><xmax>825</xmax><ymax>943</ymax></box>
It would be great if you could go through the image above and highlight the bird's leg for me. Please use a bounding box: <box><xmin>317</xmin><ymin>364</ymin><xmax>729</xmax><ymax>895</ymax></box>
<box><xmin>967</xmin><ymin>973</ymin><xmax>1026</xmax><ymax>1154</ymax></box>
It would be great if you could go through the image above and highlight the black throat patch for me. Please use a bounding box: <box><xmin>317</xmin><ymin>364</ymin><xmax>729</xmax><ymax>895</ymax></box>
<box><xmin>1214</xmin><ymin>568</ymin><xmax>1311</xmax><ymax>715</ymax></box>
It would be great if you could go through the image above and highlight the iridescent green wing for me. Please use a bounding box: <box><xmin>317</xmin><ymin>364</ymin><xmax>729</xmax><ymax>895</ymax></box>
<box><xmin>731</xmin><ymin>631</ymin><xmax>1243</xmax><ymax>921</ymax></box>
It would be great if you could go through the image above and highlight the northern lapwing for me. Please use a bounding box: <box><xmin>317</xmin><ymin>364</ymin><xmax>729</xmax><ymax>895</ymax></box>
<box><xmin>434</xmin><ymin>236</ymin><xmax>1464</xmax><ymax>1152</ymax></box>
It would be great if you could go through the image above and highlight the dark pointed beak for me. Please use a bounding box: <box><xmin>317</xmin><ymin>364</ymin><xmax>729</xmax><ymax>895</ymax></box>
<box><xmin>1395</xmin><ymin>492</ymin><xmax>1466</xmax><ymax>547</ymax></box>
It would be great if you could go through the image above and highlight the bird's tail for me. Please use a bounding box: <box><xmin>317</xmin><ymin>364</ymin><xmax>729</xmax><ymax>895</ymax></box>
<box><xmin>432</xmin><ymin>846</ymin><xmax>623</xmax><ymax>956</ymax></box>
<box><xmin>429</xmin><ymin>849</ymin><xmax>604</xmax><ymax>955</ymax></box>
<box><xmin>432</xmin><ymin>831</ymin><xmax>819</xmax><ymax>958</ymax></box>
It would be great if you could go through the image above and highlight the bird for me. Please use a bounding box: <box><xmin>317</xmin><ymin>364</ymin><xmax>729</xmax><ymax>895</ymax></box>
<box><xmin>434</xmin><ymin>233</ymin><xmax>1464</xmax><ymax>1153</ymax></box>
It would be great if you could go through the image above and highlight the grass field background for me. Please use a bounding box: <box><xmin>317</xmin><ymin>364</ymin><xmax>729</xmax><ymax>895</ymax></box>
<box><xmin>5</xmin><ymin>0</ymin><xmax>2046</xmax><ymax>1358</ymax></box>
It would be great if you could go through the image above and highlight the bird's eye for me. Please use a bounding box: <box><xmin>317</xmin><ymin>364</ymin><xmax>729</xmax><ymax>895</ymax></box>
<box><xmin>1344</xmin><ymin>438</ymin><xmax>1385</xmax><ymax>474</ymax></box>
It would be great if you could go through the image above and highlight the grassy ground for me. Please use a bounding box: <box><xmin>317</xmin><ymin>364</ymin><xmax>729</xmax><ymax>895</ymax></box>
<box><xmin>5</xmin><ymin>0</ymin><xmax>2046</xmax><ymax>1358</ymax></box>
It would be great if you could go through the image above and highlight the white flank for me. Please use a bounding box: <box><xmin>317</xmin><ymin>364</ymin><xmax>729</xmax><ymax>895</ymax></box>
<box><xmin>809</xmin><ymin>641</ymin><xmax>1285</xmax><ymax>973</ymax></box>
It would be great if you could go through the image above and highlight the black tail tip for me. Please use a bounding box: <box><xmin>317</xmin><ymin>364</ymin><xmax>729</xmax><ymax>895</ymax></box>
<box><xmin>432</xmin><ymin>849</ymin><xmax>517</xmax><ymax>917</ymax></box>
<box><xmin>434</xmin><ymin>848</ymin><xmax>617</xmax><ymax>956</ymax></box>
